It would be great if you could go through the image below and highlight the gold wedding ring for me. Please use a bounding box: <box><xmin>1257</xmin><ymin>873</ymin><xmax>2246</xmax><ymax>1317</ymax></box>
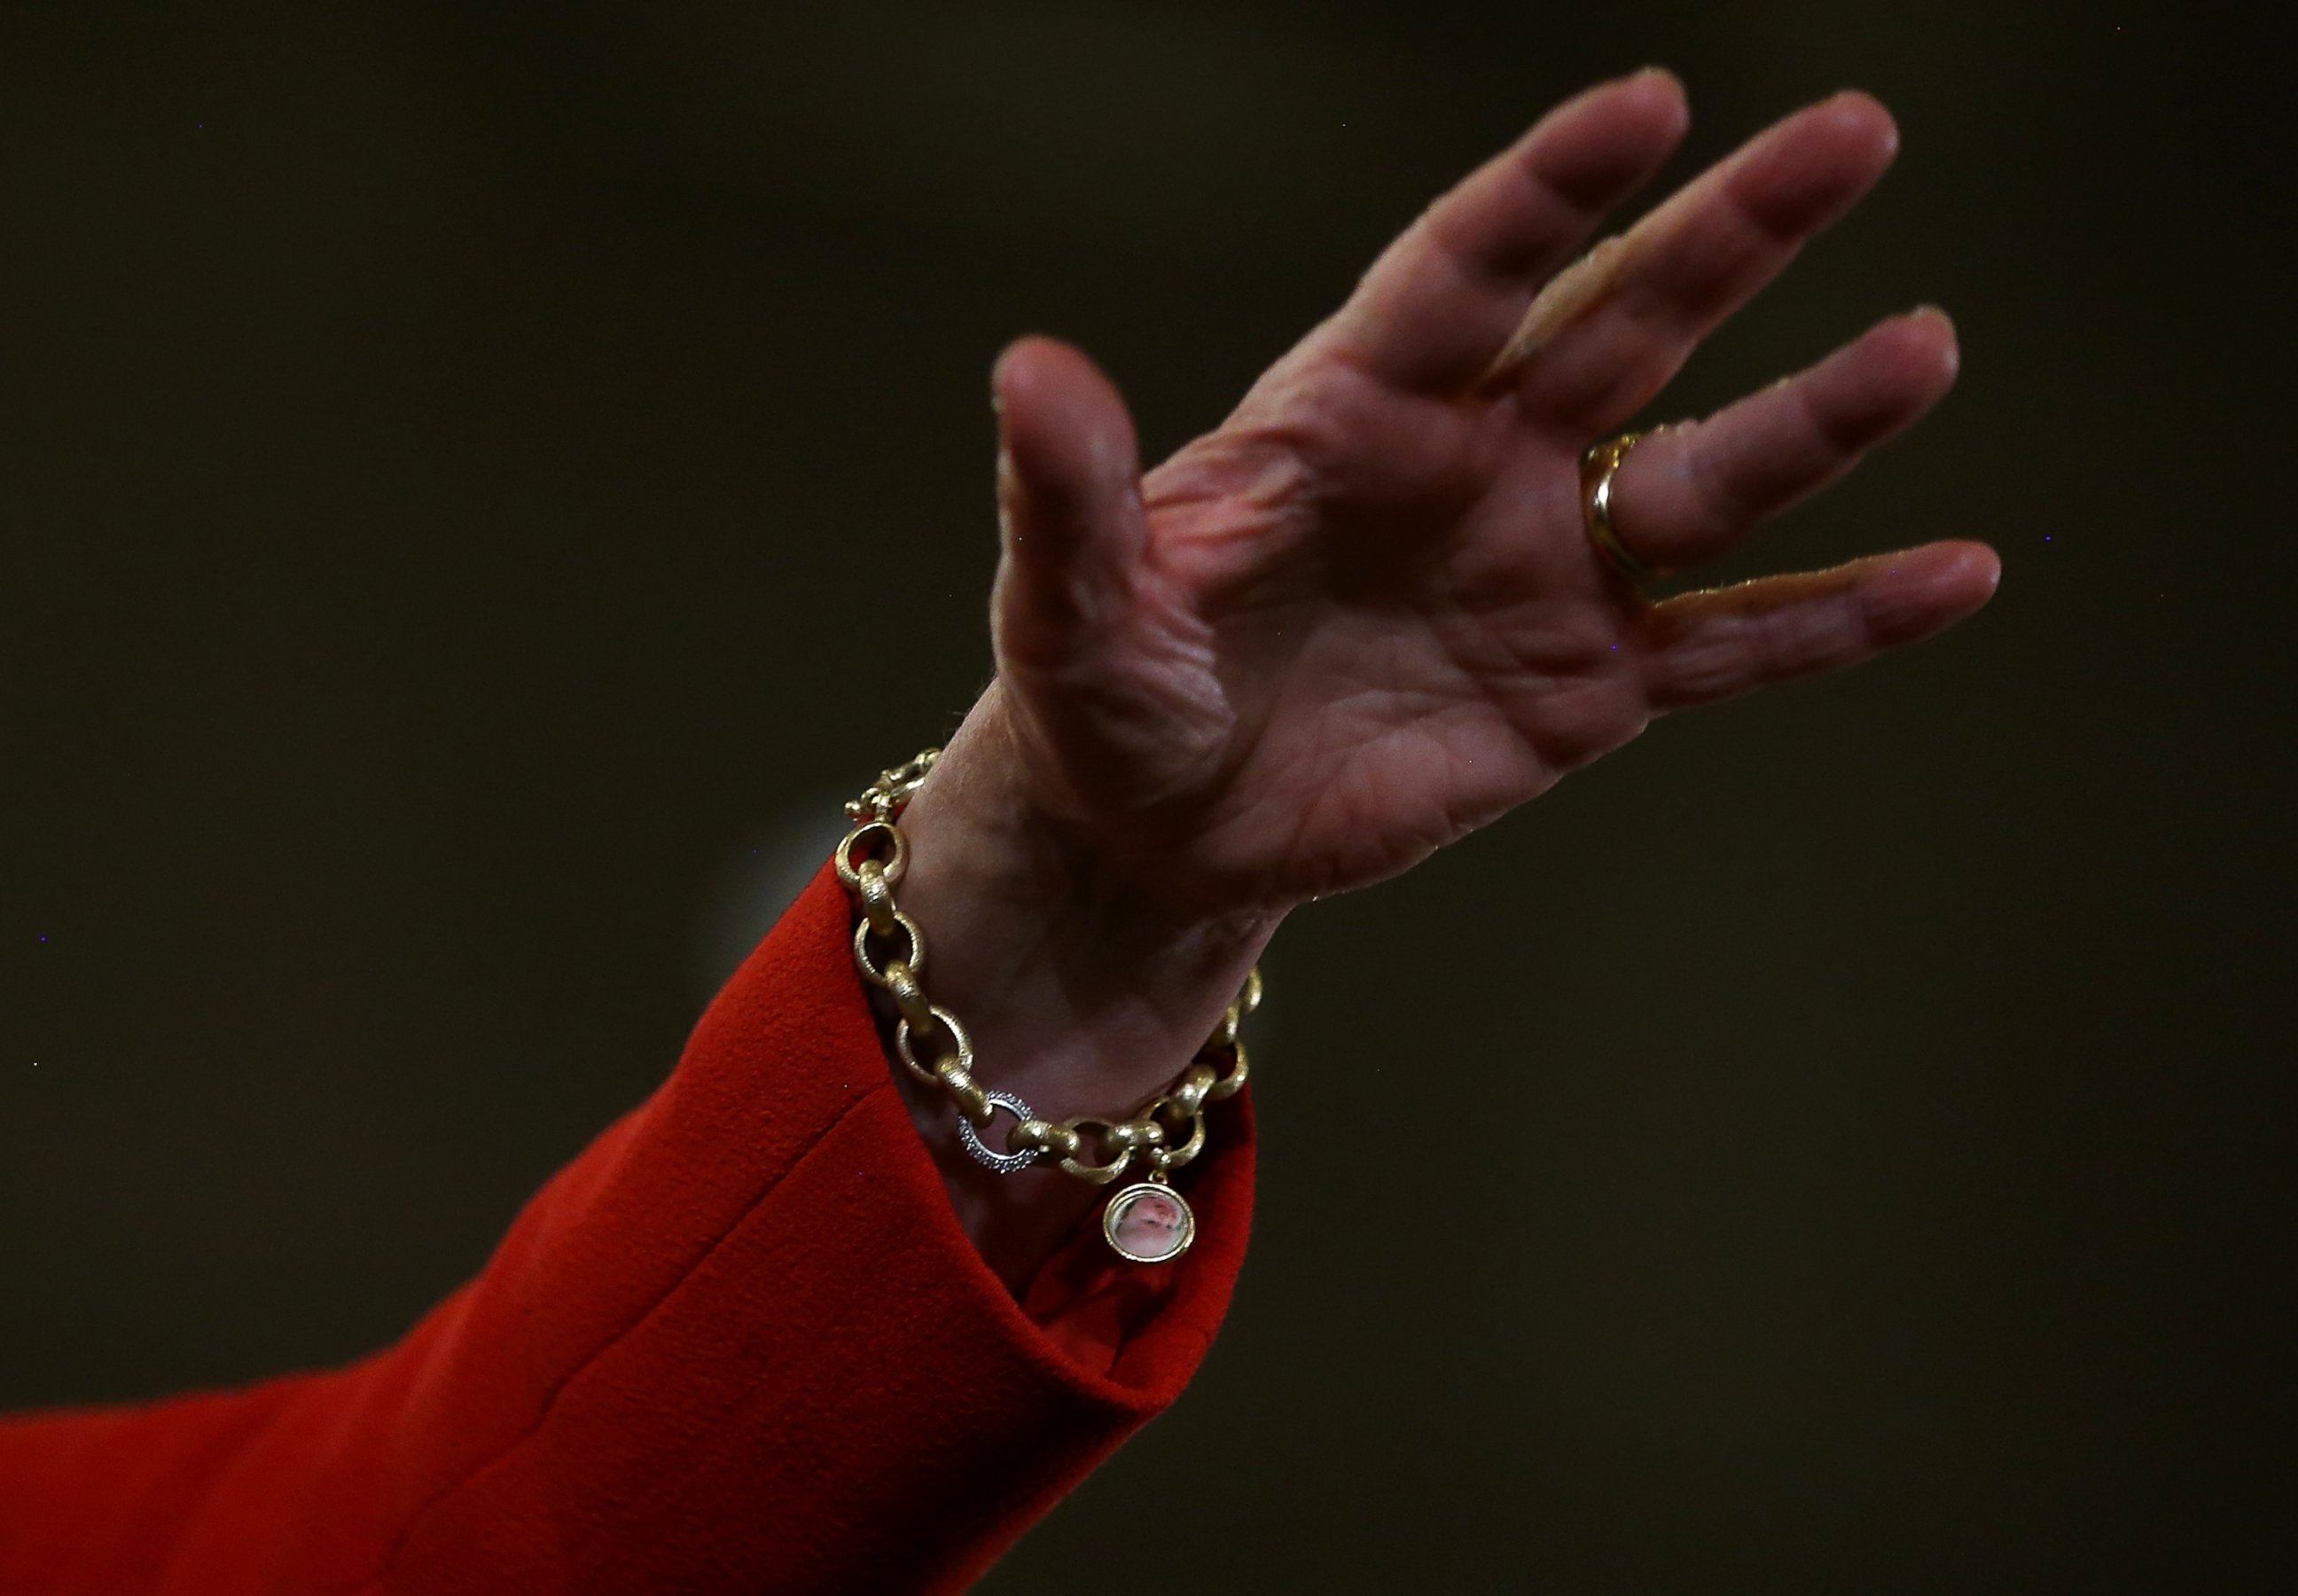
<box><xmin>1579</xmin><ymin>430</ymin><xmax>1662</xmax><ymax>589</ymax></box>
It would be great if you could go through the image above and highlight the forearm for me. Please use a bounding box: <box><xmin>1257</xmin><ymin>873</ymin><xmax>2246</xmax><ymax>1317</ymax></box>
<box><xmin>886</xmin><ymin>683</ymin><xmax>1281</xmax><ymax>1288</ymax></box>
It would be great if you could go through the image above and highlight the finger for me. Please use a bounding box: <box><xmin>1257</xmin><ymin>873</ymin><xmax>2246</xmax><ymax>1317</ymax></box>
<box><xmin>1602</xmin><ymin>306</ymin><xmax>1959</xmax><ymax>574</ymax></box>
<box><xmin>1636</xmin><ymin>540</ymin><xmax>1999</xmax><ymax>712</ymax></box>
<box><xmin>1495</xmin><ymin>90</ymin><xmax>1901</xmax><ymax>433</ymax></box>
<box><xmin>1320</xmin><ymin>68</ymin><xmax>1690</xmax><ymax>393</ymax></box>
<box><xmin>989</xmin><ymin>335</ymin><xmax>1150</xmax><ymax>675</ymax></box>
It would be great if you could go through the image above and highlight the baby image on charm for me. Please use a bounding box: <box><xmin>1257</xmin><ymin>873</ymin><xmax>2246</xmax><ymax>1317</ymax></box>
<box><xmin>1105</xmin><ymin>1185</ymin><xmax>1192</xmax><ymax>1263</ymax></box>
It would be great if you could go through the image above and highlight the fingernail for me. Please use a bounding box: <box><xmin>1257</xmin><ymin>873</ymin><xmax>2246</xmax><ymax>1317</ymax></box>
<box><xmin>1908</xmin><ymin>304</ymin><xmax>1959</xmax><ymax>376</ymax></box>
<box><xmin>989</xmin><ymin>338</ymin><xmax>1028</xmax><ymax>406</ymax></box>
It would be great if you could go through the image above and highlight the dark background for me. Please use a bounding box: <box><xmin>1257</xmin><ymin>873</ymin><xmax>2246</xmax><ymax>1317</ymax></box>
<box><xmin>2</xmin><ymin>2</ymin><xmax>2289</xmax><ymax>1589</ymax></box>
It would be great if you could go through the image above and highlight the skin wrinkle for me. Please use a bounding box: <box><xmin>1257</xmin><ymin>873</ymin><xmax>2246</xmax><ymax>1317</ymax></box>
<box><xmin>1614</xmin><ymin>181</ymin><xmax>1829</xmax><ymax>341</ymax></box>
<box><xmin>1233</xmin><ymin>403</ymin><xmax>1500</xmax><ymax>630</ymax></box>
<box><xmin>1400</xmin><ymin>137</ymin><xmax>1602</xmax><ymax>308</ymax></box>
<box><xmin>1747</xmin><ymin>592</ymin><xmax>1842</xmax><ymax>683</ymax></box>
<box><xmin>1647</xmin><ymin>614</ymin><xmax>1755</xmax><ymax>703</ymax></box>
<box><xmin>1800</xmin><ymin>358</ymin><xmax>1884</xmax><ymax>463</ymax></box>
<box><xmin>1353</xmin><ymin>207</ymin><xmax>1518</xmax><ymax>352</ymax></box>
<box><xmin>1677</xmin><ymin>418</ymin><xmax>1763</xmax><ymax>546</ymax></box>
<box><xmin>1411</xmin><ymin>197</ymin><xmax>1525</xmax><ymax>296</ymax></box>
<box><xmin>1859</xmin><ymin>559</ymin><xmax>1958</xmax><ymax>645</ymax></box>
<box><xmin>1201</xmin><ymin>673</ymin><xmax>1455</xmax><ymax>893</ymax></box>
<box><xmin>1280</xmin><ymin>724</ymin><xmax>1451</xmax><ymax>888</ymax></box>
<box><xmin>1229</xmin><ymin>557</ymin><xmax>1624</xmax><ymax>765</ymax></box>
<box><xmin>1001</xmin><ymin>558</ymin><xmax>1228</xmax><ymax>786</ymax></box>
<box><xmin>1583</xmin><ymin>235</ymin><xmax>1753</xmax><ymax>379</ymax></box>
<box><xmin>961</xmin><ymin>885</ymin><xmax>1227</xmax><ymax>1089</ymax></box>
<box><xmin>1428</xmin><ymin>556</ymin><xmax>1626</xmax><ymax>707</ymax></box>
<box><xmin>1309</xmin><ymin>378</ymin><xmax>1497</xmax><ymax>528</ymax></box>
<box><xmin>1515</xmin><ymin>103</ymin><xmax>1685</xmax><ymax>228</ymax></box>
<box><xmin>1101</xmin><ymin>580</ymin><xmax>1236</xmax><ymax>796</ymax></box>
<box><xmin>1007</xmin><ymin>661</ymin><xmax>1215</xmax><ymax>816</ymax></box>
<box><xmin>1147</xmin><ymin>420</ymin><xmax>1307</xmax><ymax>519</ymax></box>
<box><xmin>1450</xmin><ymin>116</ymin><xmax>1623</xmax><ymax>276</ymax></box>
<box><xmin>1244</xmin><ymin>661</ymin><xmax>1571</xmax><ymax>889</ymax></box>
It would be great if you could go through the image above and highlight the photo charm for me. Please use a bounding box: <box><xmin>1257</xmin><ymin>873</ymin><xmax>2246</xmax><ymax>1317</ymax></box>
<box><xmin>1102</xmin><ymin>1179</ymin><xmax>1195</xmax><ymax>1264</ymax></box>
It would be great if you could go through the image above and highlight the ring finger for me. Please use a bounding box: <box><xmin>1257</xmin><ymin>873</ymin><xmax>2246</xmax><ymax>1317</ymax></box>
<box><xmin>1598</xmin><ymin>305</ymin><xmax>1958</xmax><ymax>576</ymax></box>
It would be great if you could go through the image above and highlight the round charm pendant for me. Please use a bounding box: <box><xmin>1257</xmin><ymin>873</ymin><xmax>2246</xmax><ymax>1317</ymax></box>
<box><xmin>1102</xmin><ymin>1180</ymin><xmax>1195</xmax><ymax>1264</ymax></box>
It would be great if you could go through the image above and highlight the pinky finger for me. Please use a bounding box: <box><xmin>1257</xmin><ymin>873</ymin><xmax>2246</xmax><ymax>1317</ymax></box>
<box><xmin>1636</xmin><ymin>540</ymin><xmax>2000</xmax><ymax>711</ymax></box>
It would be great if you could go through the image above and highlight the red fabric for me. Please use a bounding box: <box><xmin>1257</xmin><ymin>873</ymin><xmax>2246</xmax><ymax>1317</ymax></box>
<box><xmin>0</xmin><ymin>861</ymin><xmax>1254</xmax><ymax>1593</ymax></box>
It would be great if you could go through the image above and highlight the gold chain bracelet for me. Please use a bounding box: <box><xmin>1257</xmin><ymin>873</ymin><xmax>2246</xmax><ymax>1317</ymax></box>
<box><xmin>834</xmin><ymin>747</ymin><xmax>1261</xmax><ymax>1264</ymax></box>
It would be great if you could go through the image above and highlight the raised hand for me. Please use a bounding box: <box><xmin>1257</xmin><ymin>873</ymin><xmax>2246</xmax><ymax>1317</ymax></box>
<box><xmin>889</xmin><ymin>74</ymin><xmax>1999</xmax><ymax>1275</ymax></box>
<box><xmin>978</xmin><ymin>71</ymin><xmax>1996</xmax><ymax>915</ymax></box>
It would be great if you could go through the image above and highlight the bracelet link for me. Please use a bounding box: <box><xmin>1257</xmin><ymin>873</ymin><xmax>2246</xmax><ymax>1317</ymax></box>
<box><xmin>854</xmin><ymin>857</ymin><xmax>903</xmax><ymax>939</ymax></box>
<box><xmin>1147</xmin><ymin>1108</ymin><xmax>1208</xmax><ymax>1174</ymax></box>
<box><xmin>879</xmin><ymin>959</ymin><xmax>936</xmax><ymax>1038</ymax></box>
<box><xmin>1203</xmin><ymin>1037</ymin><xmax>1250</xmax><ymax>1100</ymax></box>
<box><xmin>893</xmin><ymin>1005</ymin><xmax>972</xmax><ymax>1091</ymax></box>
<box><xmin>934</xmin><ymin>1058</ymin><xmax>994</xmax><ymax>1124</ymax></box>
<box><xmin>853</xmin><ymin>911</ymin><xmax>926</xmax><ymax>987</ymax></box>
<box><xmin>1163</xmin><ymin>1062</ymin><xmax>1220</xmax><ymax>1118</ymax></box>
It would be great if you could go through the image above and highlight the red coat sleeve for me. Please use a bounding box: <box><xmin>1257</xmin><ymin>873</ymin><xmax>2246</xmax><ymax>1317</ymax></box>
<box><xmin>0</xmin><ymin>859</ymin><xmax>1255</xmax><ymax>1593</ymax></box>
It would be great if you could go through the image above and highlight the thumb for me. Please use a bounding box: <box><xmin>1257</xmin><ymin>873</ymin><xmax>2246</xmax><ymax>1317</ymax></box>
<box><xmin>989</xmin><ymin>335</ymin><xmax>1147</xmax><ymax>674</ymax></box>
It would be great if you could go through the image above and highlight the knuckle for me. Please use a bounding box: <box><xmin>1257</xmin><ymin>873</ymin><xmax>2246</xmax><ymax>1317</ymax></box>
<box><xmin>1653</xmin><ymin>618</ymin><xmax>1759</xmax><ymax>704</ymax></box>
<box><xmin>1667</xmin><ymin>424</ymin><xmax>1755</xmax><ymax>546</ymax></box>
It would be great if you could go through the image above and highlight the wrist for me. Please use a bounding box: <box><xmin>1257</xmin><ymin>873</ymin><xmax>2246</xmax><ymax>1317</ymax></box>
<box><xmin>866</xmin><ymin>689</ymin><xmax>1278</xmax><ymax>1286</ymax></box>
<box><xmin>895</xmin><ymin>687</ymin><xmax>1278</xmax><ymax>1124</ymax></box>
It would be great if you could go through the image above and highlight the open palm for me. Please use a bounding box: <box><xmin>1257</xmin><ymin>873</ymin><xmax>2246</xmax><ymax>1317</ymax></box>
<box><xmin>981</xmin><ymin>72</ymin><xmax>1997</xmax><ymax>915</ymax></box>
